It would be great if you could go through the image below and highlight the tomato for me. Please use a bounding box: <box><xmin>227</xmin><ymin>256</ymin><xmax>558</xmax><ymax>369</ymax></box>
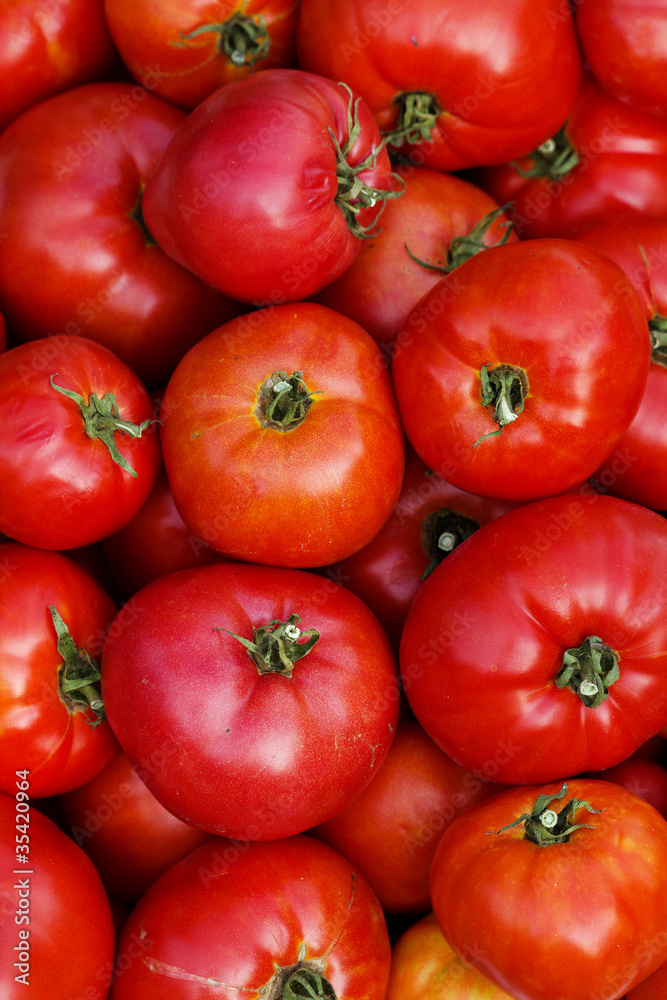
<box><xmin>583</xmin><ymin>757</ymin><xmax>667</xmax><ymax>822</ymax></box>
<box><xmin>625</xmin><ymin>956</ymin><xmax>667</xmax><ymax>999</ymax></box>
<box><xmin>142</xmin><ymin>68</ymin><xmax>402</xmax><ymax>304</ymax></box>
<box><xmin>108</xmin><ymin>834</ymin><xmax>390</xmax><ymax>1000</ymax></box>
<box><xmin>324</xmin><ymin>447</ymin><xmax>517</xmax><ymax>651</ymax></box>
<box><xmin>575</xmin><ymin>0</ymin><xmax>667</xmax><ymax>118</ymax></box>
<box><xmin>159</xmin><ymin>302</ymin><xmax>404</xmax><ymax>568</ymax></box>
<box><xmin>312</xmin><ymin>717</ymin><xmax>498</xmax><ymax>914</ymax></box>
<box><xmin>0</xmin><ymin>0</ymin><xmax>117</xmax><ymax>134</ymax></box>
<box><xmin>60</xmin><ymin>748</ymin><xmax>212</xmax><ymax>904</ymax></box>
<box><xmin>390</xmin><ymin>238</ymin><xmax>650</xmax><ymax>502</ymax></box>
<box><xmin>430</xmin><ymin>780</ymin><xmax>667</xmax><ymax>1000</ymax></box>
<box><xmin>473</xmin><ymin>73</ymin><xmax>667</xmax><ymax>240</ymax></box>
<box><xmin>0</xmin><ymin>791</ymin><xmax>115</xmax><ymax>1000</ymax></box>
<box><xmin>0</xmin><ymin>81</ymin><xmax>241</xmax><ymax>389</ymax></box>
<box><xmin>104</xmin><ymin>0</ymin><xmax>300</xmax><ymax>109</ymax></box>
<box><xmin>399</xmin><ymin>494</ymin><xmax>667</xmax><ymax>785</ymax></box>
<box><xmin>0</xmin><ymin>336</ymin><xmax>161</xmax><ymax>550</ymax></box>
<box><xmin>312</xmin><ymin>164</ymin><xmax>517</xmax><ymax>356</ymax></box>
<box><xmin>386</xmin><ymin>911</ymin><xmax>515</xmax><ymax>1000</ymax></box>
<box><xmin>0</xmin><ymin>543</ymin><xmax>119</xmax><ymax>798</ymax></box>
<box><xmin>566</xmin><ymin>214</ymin><xmax>667</xmax><ymax>511</ymax></box>
<box><xmin>101</xmin><ymin>562</ymin><xmax>399</xmax><ymax>840</ymax></box>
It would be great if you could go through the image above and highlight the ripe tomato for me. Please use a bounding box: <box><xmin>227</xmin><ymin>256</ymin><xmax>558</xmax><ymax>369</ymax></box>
<box><xmin>0</xmin><ymin>791</ymin><xmax>115</xmax><ymax>1000</ymax></box>
<box><xmin>399</xmin><ymin>495</ymin><xmax>667</xmax><ymax>785</ymax></box>
<box><xmin>296</xmin><ymin>0</ymin><xmax>581</xmax><ymax>171</ymax></box>
<box><xmin>0</xmin><ymin>543</ymin><xmax>119</xmax><ymax>798</ymax></box>
<box><xmin>429</xmin><ymin>780</ymin><xmax>667</xmax><ymax>1000</ymax></box>
<box><xmin>159</xmin><ymin>302</ymin><xmax>404</xmax><ymax>568</ymax></box>
<box><xmin>104</xmin><ymin>0</ymin><xmax>300</xmax><ymax>109</ymax></box>
<box><xmin>583</xmin><ymin>757</ymin><xmax>667</xmax><ymax>822</ymax></box>
<box><xmin>0</xmin><ymin>81</ymin><xmax>241</xmax><ymax>388</ymax></box>
<box><xmin>0</xmin><ymin>336</ymin><xmax>161</xmax><ymax>550</ymax></box>
<box><xmin>142</xmin><ymin>69</ymin><xmax>402</xmax><ymax>304</ymax></box>
<box><xmin>108</xmin><ymin>835</ymin><xmax>391</xmax><ymax>1000</ymax></box>
<box><xmin>101</xmin><ymin>562</ymin><xmax>399</xmax><ymax>840</ymax></box>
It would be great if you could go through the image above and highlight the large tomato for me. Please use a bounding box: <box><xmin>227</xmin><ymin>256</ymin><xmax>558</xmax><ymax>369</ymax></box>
<box><xmin>101</xmin><ymin>562</ymin><xmax>399</xmax><ymax>840</ymax></box>
<box><xmin>0</xmin><ymin>543</ymin><xmax>119</xmax><ymax>798</ymax></box>
<box><xmin>391</xmin><ymin>238</ymin><xmax>650</xmax><ymax>502</ymax></box>
<box><xmin>159</xmin><ymin>302</ymin><xmax>404</xmax><ymax>568</ymax></box>
<box><xmin>109</xmin><ymin>835</ymin><xmax>391</xmax><ymax>1000</ymax></box>
<box><xmin>0</xmin><ymin>336</ymin><xmax>161</xmax><ymax>550</ymax></box>
<box><xmin>296</xmin><ymin>0</ymin><xmax>581</xmax><ymax>171</ymax></box>
<box><xmin>399</xmin><ymin>495</ymin><xmax>667</xmax><ymax>785</ymax></box>
<box><xmin>0</xmin><ymin>791</ymin><xmax>115</xmax><ymax>1000</ymax></box>
<box><xmin>142</xmin><ymin>68</ymin><xmax>402</xmax><ymax>304</ymax></box>
<box><xmin>104</xmin><ymin>0</ymin><xmax>300</xmax><ymax>109</ymax></box>
<box><xmin>0</xmin><ymin>81</ymin><xmax>241</xmax><ymax>388</ymax></box>
<box><xmin>429</xmin><ymin>780</ymin><xmax>667</xmax><ymax>1000</ymax></box>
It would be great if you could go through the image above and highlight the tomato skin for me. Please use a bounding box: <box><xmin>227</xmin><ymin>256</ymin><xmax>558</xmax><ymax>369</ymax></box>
<box><xmin>105</xmin><ymin>0</ymin><xmax>300</xmax><ymax>109</ymax></box>
<box><xmin>391</xmin><ymin>238</ymin><xmax>650</xmax><ymax>502</ymax></box>
<box><xmin>142</xmin><ymin>69</ymin><xmax>400</xmax><ymax>304</ymax></box>
<box><xmin>399</xmin><ymin>495</ymin><xmax>667</xmax><ymax>785</ymax></box>
<box><xmin>0</xmin><ymin>792</ymin><xmax>115</xmax><ymax>1000</ymax></box>
<box><xmin>296</xmin><ymin>0</ymin><xmax>581</xmax><ymax>171</ymax></box>
<box><xmin>430</xmin><ymin>779</ymin><xmax>667</xmax><ymax>1000</ymax></box>
<box><xmin>0</xmin><ymin>82</ymin><xmax>241</xmax><ymax>389</ymax></box>
<box><xmin>0</xmin><ymin>336</ymin><xmax>161</xmax><ymax>550</ymax></box>
<box><xmin>625</xmin><ymin>955</ymin><xmax>667</xmax><ymax>999</ymax></box>
<box><xmin>159</xmin><ymin>302</ymin><xmax>404</xmax><ymax>568</ymax></box>
<box><xmin>584</xmin><ymin>757</ymin><xmax>667</xmax><ymax>822</ymax></box>
<box><xmin>101</xmin><ymin>562</ymin><xmax>399</xmax><ymax>840</ymax></box>
<box><xmin>109</xmin><ymin>834</ymin><xmax>391</xmax><ymax>1000</ymax></box>
<box><xmin>0</xmin><ymin>543</ymin><xmax>119</xmax><ymax>798</ymax></box>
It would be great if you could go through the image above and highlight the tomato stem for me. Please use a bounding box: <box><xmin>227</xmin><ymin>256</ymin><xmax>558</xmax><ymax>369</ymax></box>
<box><xmin>649</xmin><ymin>315</ymin><xmax>667</xmax><ymax>369</ymax></box>
<box><xmin>178</xmin><ymin>13</ymin><xmax>270</xmax><ymax>68</ymax></box>
<box><xmin>496</xmin><ymin>784</ymin><xmax>602</xmax><ymax>846</ymax></box>
<box><xmin>49</xmin><ymin>375</ymin><xmax>158</xmax><ymax>477</ymax></box>
<box><xmin>404</xmin><ymin>204</ymin><xmax>515</xmax><ymax>275</ymax></box>
<box><xmin>384</xmin><ymin>90</ymin><xmax>442</xmax><ymax>147</ymax></box>
<box><xmin>554</xmin><ymin>635</ymin><xmax>620</xmax><ymax>708</ymax></box>
<box><xmin>282</xmin><ymin>968</ymin><xmax>336</xmax><ymax>1000</ymax></box>
<box><xmin>49</xmin><ymin>606</ymin><xmax>105</xmax><ymax>726</ymax></box>
<box><xmin>215</xmin><ymin>613</ymin><xmax>319</xmax><ymax>677</ymax></box>
<box><xmin>472</xmin><ymin>363</ymin><xmax>529</xmax><ymax>448</ymax></box>
<box><xmin>512</xmin><ymin>124</ymin><xmax>579</xmax><ymax>181</ymax></box>
<box><xmin>420</xmin><ymin>509</ymin><xmax>479</xmax><ymax>580</ymax></box>
<box><xmin>255</xmin><ymin>371</ymin><xmax>322</xmax><ymax>430</ymax></box>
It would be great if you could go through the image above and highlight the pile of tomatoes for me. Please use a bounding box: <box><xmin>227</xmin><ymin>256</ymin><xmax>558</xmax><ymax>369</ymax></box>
<box><xmin>2</xmin><ymin>2</ymin><xmax>667</xmax><ymax>1000</ymax></box>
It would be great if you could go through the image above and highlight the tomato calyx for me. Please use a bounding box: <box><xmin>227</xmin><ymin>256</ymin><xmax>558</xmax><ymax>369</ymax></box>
<box><xmin>420</xmin><ymin>508</ymin><xmax>479</xmax><ymax>580</ymax></box>
<box><xmin>177</xmin><ymin>13</ymin><xmax>270</xmax><ymax>69</ymax></box>
<box><xmin>649</xmin><ymin>315</ymin><xmax>667</xmax><ymax>369</ymax></box>
<box><xmin>512</xmin><ymin>124</ymin><xmax>579</xmax><ymax>181</ymax></box>
<box><xmin>255</xmin><ymin>371</ymin><xmax>322</xmax><ymax>430</ymax></box>
<box><xmin>216</xmin><ymin>613</ymin><xmax>320</xmax><ymax>677</ymax></box>
<box><xmin>495</xmin><ymin>784</ymin><xmax>602</xmax><ymax>846</ymax></box>
<box><xmin>472</xmin><ymin>363</ymin><xmax>529</xmax><ymax>448</ymax></box>
<box><xmin>331</xmin><ymin>84</ymin><xmax>405</xmax><ymax>240</ymax></box>
<box><xmin>384</xmin><ymin>90</ymin><xmax>442</xmax><ymax>148</ymax></box>
<box><xmin>555</xmin><ymin>635</ymin><xmax>620</xmax><ymax>708</ymax></box>
<box><xmin>49</xmin><ymin>374</ymin><xmax>158</xmax><ymax>477</ymax></box>
<box><xmin>49</xmin><ymin>605</ymin><xmax>105</xmax><ymax>726</ymax></box>
<box><xmin>281</xmin><ymin>967</ymin><xmax>336</xmax><ymax>1000</ymax></box>
<box><xmin>404</xmin><ymin>204</ymin><xmax>515</xmax><ymax>276</ymax></box>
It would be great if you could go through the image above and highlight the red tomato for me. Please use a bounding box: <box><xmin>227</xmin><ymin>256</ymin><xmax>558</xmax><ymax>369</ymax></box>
<box><xmin>324</xmin><ymin>447</ymin><xmax>517</xmax><ymax>651</ymax></box>
<box><xmin>104</xmin><ymin>0</ymin><xmax>300</xmax><ymax>109</ymax></box>
<box><xmin>566</xmin><ymin>214</ymin><xmax>667</xmax><ymax>511</ymax></box>
<box><xmin>576</xmin><ymin>0</ymin><xmax>667</xmax><ymax>118</ymax></box>
<box><xmin>0</xmin><ymin>543</ymin><xmax>119</xmax><ymax>798</ymax></box>
<box><xmin>101</xmin><ymin>562</ymin><xmax>399</xmax><ymax>840</ymax></box>
<box><xmin>0</xmin><ymin>82</ymin><xmax>241</xmax><ymax>388</ymax></box>
<box><xmin>312</xmin><ymin>718</ymin><xmax>498</xmax><ymax>914</ymax></box>
<box><xmin>312</xmin><ymin>165</ymin><xmax>517</xmax><ymax>355</ymax></box>
<box><xmin>0</xmin><ymin>791</ymin><xmax>115</xmax><ymax>1000</ymax></box>
<box><xmin>296</xmin><ymin>0</ymin><xmax>581</xmax><ymax>171</ymax></box>
<box><xmin>0</xmin><ymin>0</ymin><xmax>117</xmax><ymax>133</ymax></box>
<box><xmin>391</xmin><ymin>239</ymin><xmax>650</xmax><ymax>502</ymax></box>
<box><xmin>142</xmin><ymin>69</ymin><xmax>402</xmax><ymax>304</ymax></box>
<box><xmin>430</xmin><ymin>780</ymin><xmax>667</xmax><ymax>1000</ymax></box>
<box><xmin>60</xmin><ymin>749</ymin><xmax>212</xmax><ymax>904</ymax></box>
<box><xmin>108</xmin><ymin>835</ymin><xmax>391</xmax><ymax>1000</ymax></box>
<box><xmin>473</xmin><ymin>73</ymin><xmax>667</xmax><ymax>239</ymax></box>
<box><xmin>0</xmin><ymin>336</ymin><xmax>161</xmax><ymax>550</ymax></box>
<box><xmin>400</xmin><ymin>495</ymin><xmax>667</xmax><ymax>785</ymax></box>
<box><xmin>386</xmin><ymin>911</ymin><xmax>515</xmax><ymax>1000</ymax></box>
<box><xmin>584</xmin><ymin>757</ymin><xmax>667</xmax><ymax>822</ymax></box>
<box><xmin>159</xmin><ymin>302</ymin><xmax>404</xmax><ymax>568</ymax></box>
<box><xmin>625</xmin><ymin>955</ymin><xmax>667</xmax><ymax>999</ymax></box>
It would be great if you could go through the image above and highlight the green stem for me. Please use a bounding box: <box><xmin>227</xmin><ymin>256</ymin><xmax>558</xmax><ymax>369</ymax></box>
<box><xmin>282</xmin><ymin>969</ymin><xmax>336</xmax><ymax>1000</ymax></box>
<box><xmin>384</xmin><ymin>90</ymin><xmax>442</xmax><ymax>147</ymax></box>
<box><xmin>404</xmin><ymin>204</ymin><xmax>514</xmax><ymax>275</ymax></box>
<box><xmin>649</xmin><ymin>315</ymin><xmax>667</xmax><ymax>369</ymax></box>
<box><xmin>496</xmin><ymin>784</ymin><xmax>602</xmax><ymax>846</ymax></box>
<box><xmin>215</xmin><ymin>614</ymin><xmax>319</xmax><ymax>678</ymax></box>
<box><xmin>472</xmin><ymin>363</ymin><xmax>529</xmax><ymax>448</ymax></box>
<box><xmin>50</xmin><ymin>606</ymin><xmax>105</xmax><ymax>726</ymax></box>
<box><xmin>512</xmin><ymin>124</ymin><xmax>579</xmax><ymax>180</ymax></box>
<box><xmin>129</xmin><ymin>187</ymin><xmax>157</xmax><ymax>247</ymax></box>
<box><xmin>178</xmin><ymin>13</ymin><xmax>270</xmax><ymax>68</ymax></box>
<box><xmin>420</xmin><ymin>509</ymin><xmax>479</xmax><ymax>580</ymax></box>
<box><xmin>255</xmin><ymin>371</ymin><xmax>322</xmax><ymax>430</ymax></box>
<box><xmin>554</xmin><ymin>635</ymin><xmax>620</xmax><ymax>708</ymax></box>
